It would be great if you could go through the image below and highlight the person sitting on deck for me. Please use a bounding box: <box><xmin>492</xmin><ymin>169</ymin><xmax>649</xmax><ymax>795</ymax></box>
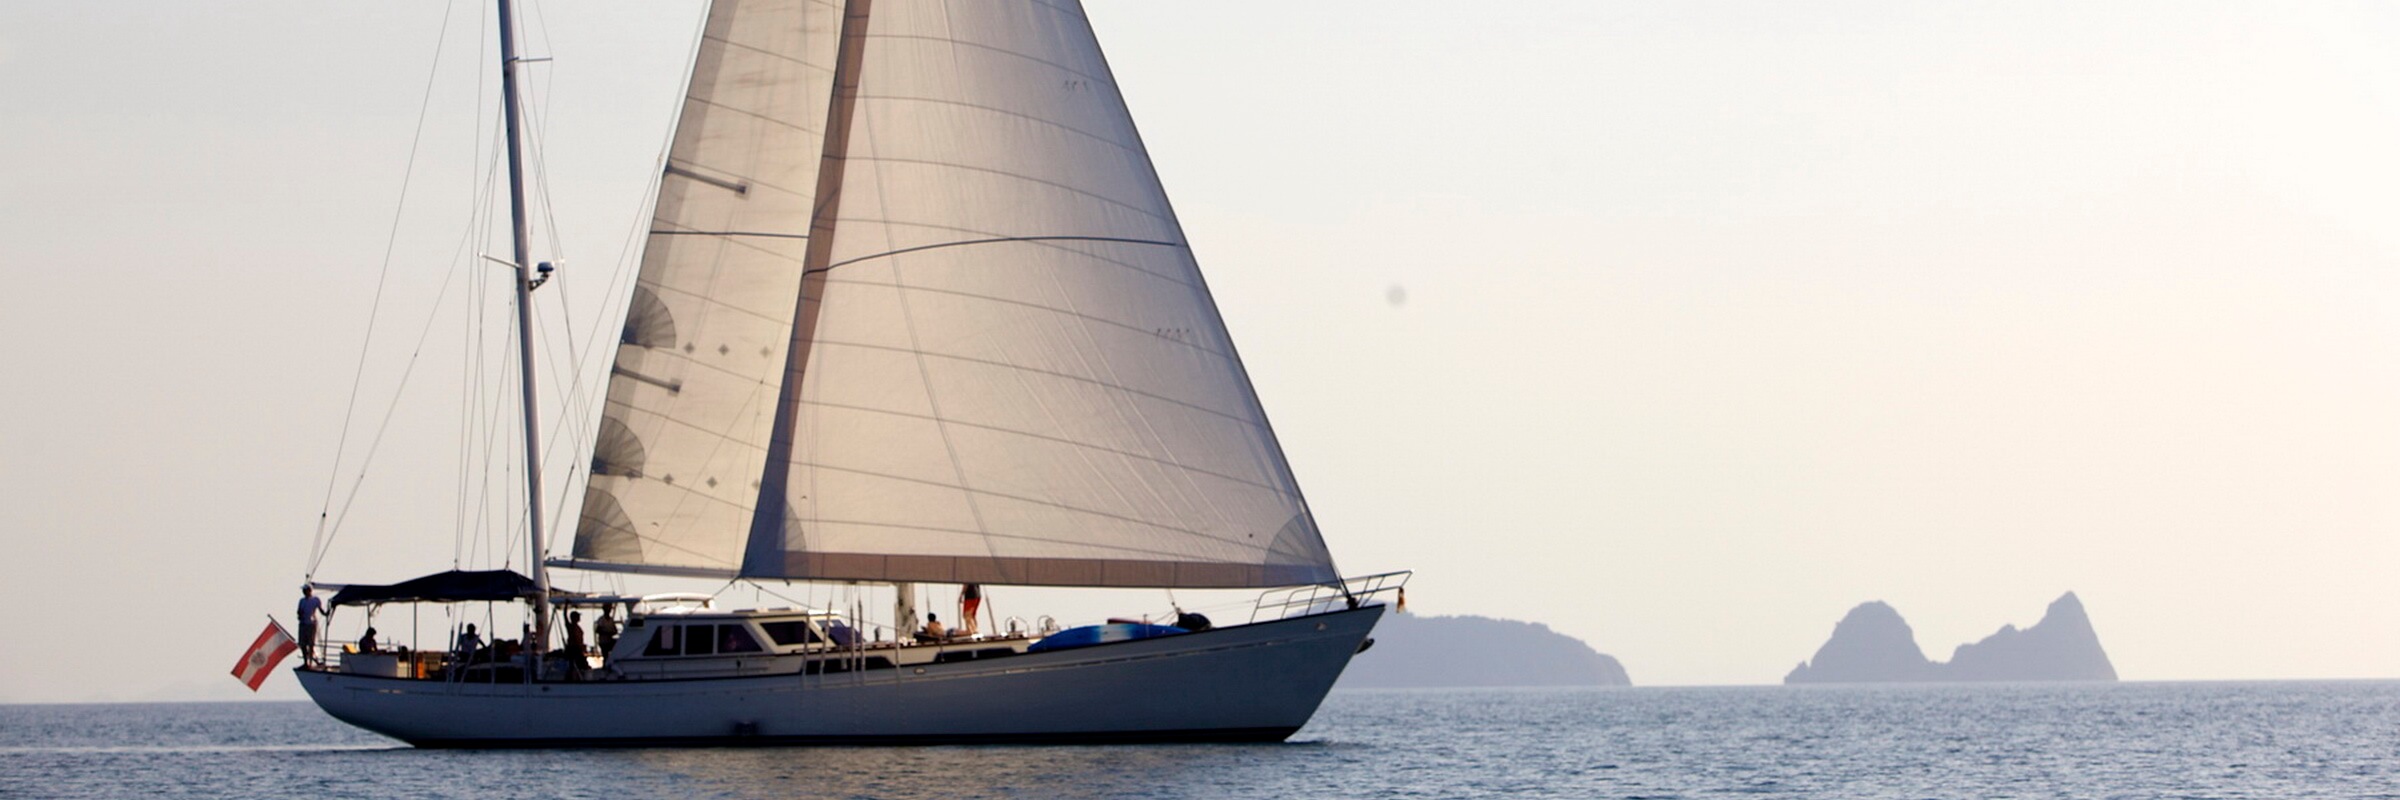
<box><xmin>918</xmin><ymin>613</ymin><xmax>946</xmax><ymax>643</ymax></box>
<box><xmin>454</xmin><ymin>624</ymin><xmax>483</xmax><ymax>662</ymax></box>
<box><xmin>358</xmin><ymin>627</ymin><xmax>378</xmax><ymax>653</ymax></box>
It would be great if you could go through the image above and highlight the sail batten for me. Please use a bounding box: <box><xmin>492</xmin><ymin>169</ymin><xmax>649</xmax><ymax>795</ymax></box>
<box><xmin>573</xmin><ymin>0</ymin><xmax>1339</xmax><ymax>589</ymax></box>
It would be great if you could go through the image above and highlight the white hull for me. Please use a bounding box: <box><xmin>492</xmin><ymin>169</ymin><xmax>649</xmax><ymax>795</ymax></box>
<box><xmin>299</xmin><ymin>605</ymin><xmax>1381</xmax><ymax>747</ymax></box>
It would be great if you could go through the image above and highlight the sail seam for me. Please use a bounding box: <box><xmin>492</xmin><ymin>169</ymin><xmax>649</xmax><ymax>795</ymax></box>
<box><xmin>598</xmin><ymin>400</ymin><xmax>770</xmax><ymax>465</ymax></box>
<box><xmin>801</xmin><ymin>338</ymin><xmax>1268</xmax><ymax>428</ymax></box>
<box><xmin>863</xmin><ymin>33</ymin><xmax>1112</xmax><ymax>86</ymax></box>
<box><xmin>630</xmin><ymin>252</ymin><xmax>805</xmax><ymax>322</ymax></box>
<box><xmin>849</xmin><ymin>93</ymin><xmax>1139</xmax><ymax>156</ymax></box>
<box><xmin>703</xmin><ymin>33</ymin><xmax>839</xmax><ymax>74</ymax></box>
<box><xmin>785</xmin><ymin>459</ymin><xmax>1265</xmax><ymax>550</ymax></box>
<box><xmin>795</xmin><ymin>397</ymin><xmax>1295</xmax><ymax>496</ymax></box>
<box><xmin>812</xmin><ymin>222</ymin><xmax>1197</xmax><ymax>287</ymax></box>
<box><xmin>816</xmin><ymin>234</ymin><xmax>1178</xmax><ymax>272</ymax></box>
<box><xmin>649</xmin><ymin>230</ymin><xmax>810</xmax><ymax>240</ymax></box>
<box><xmin>766</xmin><ymin>519</ymin><xmax>1238</xmax><ymax>562</ymax></box>
<box><xmin>838</xmin><ymin>156</ymin><xmax>1171</xmax><ymax>225</ymax></box>
<box><xmin>646</xmin><ymin>219</ymin><xmax>812</xmax><ymax>277</ymax></box>
<box><xmin>814</xmin><ymin>275</ymin><xmax>1231</xmax><ymax>359</ymax></box>
<box><xmin>675</xmin><ymin>95</ymin><xmax>826</xmax><ymax>139</ymax></box>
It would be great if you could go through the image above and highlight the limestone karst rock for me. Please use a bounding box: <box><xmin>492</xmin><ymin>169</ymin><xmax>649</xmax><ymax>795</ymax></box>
<box><xmin>1785</xmin><ymin>592</ymin><xmax>2116</xmax><ymax>684</ymax></box>
<box><xmin>1783</xmin><ymin>601</ymin><xmax>1937</xmax><ymax>684</ymax></box>
<box><xmin>1337</xmin><ymin>613</ymin><xmax>1632</xmax><ymax>688</ymax></box>
<box><xmin>1943</xmin><ymin>592</ymin><xmax>2118</xmax><ymax>681</ymax></box>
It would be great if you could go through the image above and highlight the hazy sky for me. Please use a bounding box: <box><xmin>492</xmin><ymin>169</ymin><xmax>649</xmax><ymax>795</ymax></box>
<box><xmin>5</xmin><ymin>1</ymin><xmax>2399</xmax><ymax>702</ymax></box>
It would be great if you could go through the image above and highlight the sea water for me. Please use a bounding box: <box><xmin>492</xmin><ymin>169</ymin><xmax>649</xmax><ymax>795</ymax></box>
<box><xmin>4</xmin><ymin>682</ymin><xmax>2396</xmax><ymax>798</ymax></box>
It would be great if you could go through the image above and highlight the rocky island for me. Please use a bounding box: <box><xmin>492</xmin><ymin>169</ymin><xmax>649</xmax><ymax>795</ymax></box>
<box><xmin>1338</xmin><ymin>613</ymin><xmax>1633</xmax><ymax>688</ymax></box>
<box><xmin>1784</xmin><ymin>592</ymin><xmax>2116</xmax><ymax>684</ymax></box>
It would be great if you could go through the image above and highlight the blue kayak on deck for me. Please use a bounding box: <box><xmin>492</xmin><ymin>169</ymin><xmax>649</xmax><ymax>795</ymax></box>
<box><xmin>1026</xmin><ymin>623</ymin><xmax>1188</xmax><ymax>653</ymax></box>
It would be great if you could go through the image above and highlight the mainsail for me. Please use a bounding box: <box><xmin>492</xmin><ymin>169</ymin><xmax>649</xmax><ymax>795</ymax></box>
<box><xmin>568</xmin><ymin>0</ymin><xmax>1337</xmax><ymax>588</ymax></box>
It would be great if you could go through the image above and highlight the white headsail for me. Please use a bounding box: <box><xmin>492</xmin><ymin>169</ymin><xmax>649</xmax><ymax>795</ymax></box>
<box><xmin>570</xmin><ymin>0</ymin><xmax>1337</xmax><ymax>589</ymax></box>
<box><xmin>573</xmin><ymin>0</ymin><xmax>842</xmax><ymax>575</ymax></box>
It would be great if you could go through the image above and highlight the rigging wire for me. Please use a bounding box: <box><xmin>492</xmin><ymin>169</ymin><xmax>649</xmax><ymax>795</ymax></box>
<box><xmin>453</xmin><ymin>0</ymin><xmax>496</xmax><ymax>571</ymax></box>
<box><xmin>465</xmin><ymin>0</ymin><xmax>502</xmax><ymax>573</ymax></box>
<box><xmin>452</xmin><ymin>111</ymin><xmax>513</xmax><ymax>569</ymax></box>
<box><xmin>312</xmin><ymin>242</ymin><xmax>475</xmax><ymax>573</ymax></box>
<box><xmin>501</xmin><ymin>347</ymin><xmax>522</xmax><ymax>572</ymax></box>
<box><xmin>307</xmin><ymin>0</ymin><xmax>464</xmax><ymax>578</ymax></box>
<box><xmin>450</xmin><ymin>217</ymin><xmax>477</xmax><ymax>568</ymax></box>
<box><xmin>470</xmin><ymin>0</ymin><xmax>498</xmax><ymax>490</ymax></box>
<box><xmin>526</xmin><ymin>0</ymin><xmax>560</xmax><ymax>133</ymax></box>
<box><xmin>533</xmin><ymin>316</ymin><xmax>594</xmax><ymax>551</ymax></box>
<box><xmin>448</xmin><ymin>173</ymin><xmax>501</xmax><ymax>569</ymax></box>
<box><xmin>464</xmin><ymin>126</ymin><xmax>511</xmax><ymax>570</ymax></box>
<box><xmin>746</xmin><ymin>581</ymin><xmax>821</xmax><ymax>612</ymax></box>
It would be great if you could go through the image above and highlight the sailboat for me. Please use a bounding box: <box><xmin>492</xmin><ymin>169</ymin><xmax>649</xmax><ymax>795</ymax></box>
<box><xmin>294</xmin><ymin>0</ymin><xmax>1405</xmax><ymax>746</ymax></box>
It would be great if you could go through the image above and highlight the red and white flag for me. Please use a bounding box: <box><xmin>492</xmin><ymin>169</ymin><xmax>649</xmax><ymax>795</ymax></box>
<box><xmin>231</xmin><ymin>620</ymin><xmax>298</xmax><ymax>691</ymax></box>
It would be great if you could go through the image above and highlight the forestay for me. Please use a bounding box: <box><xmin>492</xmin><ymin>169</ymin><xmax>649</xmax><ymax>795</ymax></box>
<box><xmin>567</xmin><ymin>0</ymin><xmax>1337</xmax><ymax>589</ymax></box>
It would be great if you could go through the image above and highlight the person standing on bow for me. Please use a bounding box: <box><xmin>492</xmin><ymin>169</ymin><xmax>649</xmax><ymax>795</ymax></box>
<box><xmin>296</xmin><ymin>585</ymin><xmax>326</xmax><ymax>667</ymax></box>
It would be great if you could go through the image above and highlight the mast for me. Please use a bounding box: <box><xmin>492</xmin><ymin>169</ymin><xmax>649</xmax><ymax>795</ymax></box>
<box><xmin>495</xmin><ymin>0</ymin><xmax>552</xmax><ymax>654</ymax></box>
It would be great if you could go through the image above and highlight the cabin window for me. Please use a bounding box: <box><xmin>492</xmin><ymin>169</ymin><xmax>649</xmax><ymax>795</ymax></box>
<box><xmin>643</xmin><ymin>625</ymin><xmax>680</xmax><ymax>656</ymax></box>
<box><xmin>759</xmin><ymin>621</ymin><xmax>822</xmax><ymax>646</ymax></box>
<box><xmin>635</xmin><ymin>623</ymin><xmax>758</xmax><ymax>657</ymax></box>
<box><xmin>721</xmin><ymin>626</ymin><xmax>763</xmax><ymax>654</ymax></box>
